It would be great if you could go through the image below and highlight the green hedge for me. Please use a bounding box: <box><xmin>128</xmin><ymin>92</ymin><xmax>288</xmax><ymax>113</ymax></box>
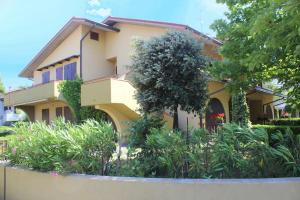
<box><xmin>271</xmin><ymin>118</ymin><xmax>300</xmax><ymax>126</ymax></box>
<box><xmin>252</xmin><ymin>124</ymin><xmax>300</xmax><ymax>135</ymax></box>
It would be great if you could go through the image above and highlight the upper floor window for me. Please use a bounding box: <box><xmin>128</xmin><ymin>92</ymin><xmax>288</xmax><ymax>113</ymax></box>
<box><xmin>64</xmin><ymin>62</ymin><xmax>77</xmax><ymax>80</ymax></box>
<box><xmin>42</xmin><ymin>71</ymin><xmax>50</xmax><ymax>84</ymax></box>
<box><xmin>56</xmin><ymin>67</ymin><xmax>63</xmax><ymax>80</ymax></box>
<box><xmin>90</xmin><ymin>32</ymin><xmax>99</xmax><ymax>41</ymax></box>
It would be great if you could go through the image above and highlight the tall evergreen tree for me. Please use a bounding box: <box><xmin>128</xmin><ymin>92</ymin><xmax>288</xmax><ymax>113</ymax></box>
<box><xmin>130</xmin><ymin>31</ymin><xmax>208</xmax><ymax>129</ymax></box>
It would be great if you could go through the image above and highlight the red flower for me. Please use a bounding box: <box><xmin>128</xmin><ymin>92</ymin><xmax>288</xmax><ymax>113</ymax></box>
<box><xmin>209</xmin><ymin>113</ymin><xmax>225</xmax><ymax>119</ymax></box>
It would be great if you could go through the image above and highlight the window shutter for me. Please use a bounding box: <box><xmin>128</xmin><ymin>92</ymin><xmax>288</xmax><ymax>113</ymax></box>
<box><xmin>70</xmin><ymin>62</ymin><xmax>77</xmax><ymax>80</ymax></box>
<box><xmin>56</xmin><ymin>67</ymin><xmax>63</xmax><ymax>80</ymax></box>
<box><xmin>63</xmin><ymin>62</ymin><xmax>77</xmax><ymax>80</ymax></box>
<box><xmin>64</xmin><ymin>64</ymin><xmax>70</xmax><ymax>80</ymax></box>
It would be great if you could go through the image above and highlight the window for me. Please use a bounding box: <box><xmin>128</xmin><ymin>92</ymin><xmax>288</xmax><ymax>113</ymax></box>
<box><xmin>90</xmin><ymin>31</ymin><xmax>99</xmax><ymax>41</ymax></box>
<box><xmin>42</xmin><ymin>71</ymin><xmax>50</xmax><ymax>84</ymax></box>
<box><xmin>42</xmin><ymin>109</ymin><xmax>50</xmax><ymax>124</ymax></box>
<box><xmin>56</xmin><ymin>67</ymin><xmax>63</xmax><ymax>80</ymax></box>
<box><xmin>56</xmin><ymin>107</ymin><xmax>63</xmax><ymax>117</ymax></box>
<box><xmin>64</xmin><ymin>62</ymin><xmax>77</xmax><ymax>80</ymax></box>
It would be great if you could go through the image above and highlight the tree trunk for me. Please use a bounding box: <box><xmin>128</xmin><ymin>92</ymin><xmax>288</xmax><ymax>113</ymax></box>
<box><xmin>173</xmin><ymin>106</ymin><xmax>179</xmax><ymax>130</ymax></box>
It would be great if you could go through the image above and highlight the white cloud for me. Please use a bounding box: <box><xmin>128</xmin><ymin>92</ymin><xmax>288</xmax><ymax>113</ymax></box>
<box><xmin>86</xmin><ymin>8</ymin><xmax>112</xmax><ymax>17</ymax></box>
<box><xmin>88</xmin><ymin>0</ymin><xmax>101</xmax><ymax>7</ymax></box>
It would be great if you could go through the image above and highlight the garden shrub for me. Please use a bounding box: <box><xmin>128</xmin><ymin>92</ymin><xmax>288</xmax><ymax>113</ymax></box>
<box><xmin>211</xmin><ymin>124</ymin><xmax>275</xmax><ymax>178</ymax></box>
<box><xmin>188</xmin><ymin>128</ymin><xmax>214</xmax><ymax>178</ymax></box>
<box><xmin>124</xmin><ymin>123</ymin><xmax>300</xmax><ymax>178</ymax></box>
<box><xmin>128</xmin><ymin>115</ymin><xmax>165</xmax><ymax>148</ymax></box>
<box><xmin>252</xmin><ymin>124</ymin><xmax>300</xmax><ymax>135</ymax></box>
<box><xmin>6</xmin><ymin>119</ymin><xmax>117</xmax><ymax>175</ymax></box>
<box><xmin>271</xmin><ymin>118</ymin><xmax>300</xmax><ymax>126</ymax></box>
<box><xmin>0</xmin><ymin>126</ymin><xmax>13</xmax><ymax>137</ymax></box>
<box><xmin>127</xmin><ymin>128</ymin><xmax>187</xmax><ymax>178</ymax></box>
<box><xmin>6</xmin><ymin>120</ymin><xmax>300</xmax><ymax>178</ymax></box>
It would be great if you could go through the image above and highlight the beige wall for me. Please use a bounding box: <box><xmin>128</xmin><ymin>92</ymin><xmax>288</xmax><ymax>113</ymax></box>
<box><xmin>0</xmin><ymin>166</ymin><xmax>299</xmax><ymax>200</ymax></box>
<box><xmin>39</xmin><ymin>26</ymin><xmax>82</xmax><ymax>68</ymax></box>
<box><xmin>105</xmin><ymin>23</ymin><xmax>169</xmax><ymax>76</ymax></box>
<box><xmin>34</xmin><ymin>101</ymin><xmax>69</xmax><ymax>122</ymax></box>
<box><xmin>82</xmin><ymin>26</ymin><xmax>115</xmax><ymax>81</ymax></box>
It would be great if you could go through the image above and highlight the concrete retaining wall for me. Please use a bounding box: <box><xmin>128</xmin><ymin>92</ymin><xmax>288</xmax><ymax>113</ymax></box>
<box><xmin>0</xmin><ymin>166</ymin><xmax>300</xmax><ymax>200</ymax></box>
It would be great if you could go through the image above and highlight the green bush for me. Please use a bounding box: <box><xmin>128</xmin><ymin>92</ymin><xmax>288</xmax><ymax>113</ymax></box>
<box><xmin>212</xmin><ymin>124</ymin><xmax>275</xmax><ymax>178</ymax></box>
<box><xmin>128</xmin><ymin>115</ymin><xmax>165</xmax><ymax>148</ymax></box>
<box><xmin>271</xmin><ymin>118</ymin><xmax>300</xmax><ymax>126</ymax></box>
<box><xmin>124</xmin><ymin>123</ymin><xmax>300</xmax><ymax>178</ymax></box>
<box><xmin>188</xmin><ymin>128</ymin><xmax>213</xmax><ymax>178</ymax></box>
<box><xmin>0</xmin><ymin>126</ymin><xmax>13</xmax><ymax>137</ymax></box>
<box><xmin>6</xmin><ymin>119</ymin><xmax>117</xmax><ymax>175</ymax></box>
<box><xmin>252</xmin><ymin>124</ymin><xmax>300</xmax><ymax>135</ymax></box>
<box><xmin>6</xmin><ymin>120</ymin><xmax>300</xmax><ymax>178</ymax></box>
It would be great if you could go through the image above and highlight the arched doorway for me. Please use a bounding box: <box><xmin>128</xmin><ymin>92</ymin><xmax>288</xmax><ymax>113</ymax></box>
<box><xmin>102</xmin><ymin>111</ymin><xmax>118</xmax><ymax>132</ymax></box>
<box><xmin>206</xmin><ymin>98</ymin><xmax>225</xmax><ymax>132</ymax></box>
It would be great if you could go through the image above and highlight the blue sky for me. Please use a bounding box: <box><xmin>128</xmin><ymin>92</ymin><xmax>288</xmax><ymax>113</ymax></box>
<box><xmin>0</xmin><ymin>0</ymin><xmax>227</xmax><ymax>90</ymax></box>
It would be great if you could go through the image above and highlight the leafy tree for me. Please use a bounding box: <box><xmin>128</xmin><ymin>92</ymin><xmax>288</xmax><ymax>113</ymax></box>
<box><xmin>0</xmin><ymin>78</ymin><xmax>5</xmax><ymax>93</ymax></box>
<box><xmin>130</xmin><ymin>31</ymin><xmax>208</xmax><ymax>129</ymax></box>
<box><xmin>211</xmin><ymin>0</ymin><xmax>300</xmax><ymax>108</ymax></box>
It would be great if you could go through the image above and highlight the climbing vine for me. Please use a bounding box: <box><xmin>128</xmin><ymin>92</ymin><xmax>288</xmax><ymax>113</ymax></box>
<box><xmin>58</xmin><ymin>77</ymin><xmax>106</xmax><ymax>123</ymax></box>
<box><xmin>231</xmin><ymin>88</ymin><xmax>251</xmax><ymax>127</ymax></box>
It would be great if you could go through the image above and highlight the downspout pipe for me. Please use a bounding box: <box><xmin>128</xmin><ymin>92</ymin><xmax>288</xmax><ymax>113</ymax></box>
<box><xmin>80</xmin><ymin>24</ymin><xmax>96</xmax><ymax>79</ymax></box>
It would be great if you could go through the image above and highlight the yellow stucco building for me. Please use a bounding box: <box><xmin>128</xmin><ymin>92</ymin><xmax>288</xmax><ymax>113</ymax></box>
<box><xmin>4</xmin><ymin>16</ymin><xmax>282</xmax><ymax>134</ymax></box>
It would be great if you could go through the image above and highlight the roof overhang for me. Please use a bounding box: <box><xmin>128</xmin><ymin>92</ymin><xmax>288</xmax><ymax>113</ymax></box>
<box><xmin>102</xmin><ymin>16</ymin><xmax>223</xmax><ymax>45</ymax></box>
<box><xmin>19</xmin><ymin>17</ymin><xmax>119</xmax><ymax>78</ymax></box>
<box><xmin>254</xmin><ymin>86</ymin><xmax>286</xmax><ymax>98</ymax></box>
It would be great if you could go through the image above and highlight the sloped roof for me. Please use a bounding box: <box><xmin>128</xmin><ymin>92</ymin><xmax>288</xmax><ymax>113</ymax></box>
<box><xmin>19</xmin><ymin>17</ymin><xmax>119</xmax><ymax>78</ymax></box>
<box><xmin>102</xmin><ymin>16</ymin><xmax>223</xmax><ymax>45</ymax></box>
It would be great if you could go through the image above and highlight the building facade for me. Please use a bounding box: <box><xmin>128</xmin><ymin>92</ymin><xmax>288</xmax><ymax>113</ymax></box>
<box><xmin>4</xmin><ymin>17</ymin><xmax>280</xmax><ymax>134</ymax></box>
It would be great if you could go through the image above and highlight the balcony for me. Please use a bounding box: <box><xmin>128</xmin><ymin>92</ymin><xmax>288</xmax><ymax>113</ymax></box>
<box><xmin>81</xmin><ymin>77</ymin><xmax>139</xmax><ymax>119</ymax></box>
<box><xmin>4</xmin><ymin>81</ymin><xmax>62</xmax><ymax>106</ymax></box>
